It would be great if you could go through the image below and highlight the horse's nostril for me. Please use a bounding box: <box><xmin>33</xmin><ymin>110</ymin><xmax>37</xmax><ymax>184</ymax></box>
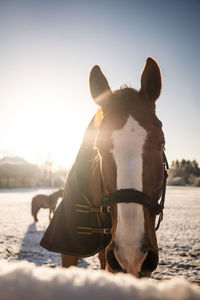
<box><xmin>141</xmin><ymin>250</ymin><xmax>158</xmax><ymax>274</ymax></box>
<box><xmin>106</xmin><ymin>248</ymin><xmax>123</xmax><ymax>273</ymax></box>
<box><xmin>140</xmin><ymin>247</ymin><xmax>147</xmax><ymax>254</ymax></box>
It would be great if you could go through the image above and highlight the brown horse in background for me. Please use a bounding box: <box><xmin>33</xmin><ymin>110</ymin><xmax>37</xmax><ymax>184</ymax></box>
<box><xmin>31</xmin><ymin>189</ymin><xmax>63</xmax><ymax>222</ymax></box>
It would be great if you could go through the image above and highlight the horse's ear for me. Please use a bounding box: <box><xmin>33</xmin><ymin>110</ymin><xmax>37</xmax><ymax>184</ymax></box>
<box><xmin>89</xmin><ymin>65</ymin><xmax>112</xmax><ymax>106</ymax></box>
<box><xmin>140</xmin><ymin>57</ymin><xmax>161</xmax><ymax>102</ymax></box>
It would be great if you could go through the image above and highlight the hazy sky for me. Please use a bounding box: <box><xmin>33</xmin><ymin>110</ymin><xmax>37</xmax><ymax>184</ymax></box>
<box><xmin>1</xmin><ymin>0</ymin><xmax>200</xmax><ymax>168</ymax></box>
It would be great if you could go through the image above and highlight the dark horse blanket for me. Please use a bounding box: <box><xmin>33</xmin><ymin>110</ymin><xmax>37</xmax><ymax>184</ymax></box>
<box><xmin>40</xmin><ymin>116</ymin><xmax>111</xmax><ymax>257</ymax></box>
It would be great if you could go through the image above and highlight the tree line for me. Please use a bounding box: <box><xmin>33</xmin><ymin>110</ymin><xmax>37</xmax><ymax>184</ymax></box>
<box><xmin>168</xmin><ymin>159</ymin><xmax>200</xmax><ymax>186</ymax></box>
<box><xmin>0</xmin><ymin>157</ymin><xmax>200</xmax><ymax>188</ymax></box>
<box><xmin>0</xmin><ymin>157</ymin><xmax>67</xmax><ymax>189</ymax></box>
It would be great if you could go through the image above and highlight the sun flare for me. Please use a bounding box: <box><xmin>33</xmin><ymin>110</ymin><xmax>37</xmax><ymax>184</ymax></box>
<box><xmin>8</xmin><ymin>103</ymin><xmax>86</xmax><ymax>169</ymax></box>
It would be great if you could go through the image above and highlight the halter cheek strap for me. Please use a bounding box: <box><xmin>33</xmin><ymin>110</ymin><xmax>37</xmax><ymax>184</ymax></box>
<box><xmin>155</xmin><ymin>151</ymin><xmax>168</xmax><ymax>230</ymax></box>
<box><xmin>100</xmin><ymin>151</ymin><xmax>169</xmax><ymax>231</ymax></box>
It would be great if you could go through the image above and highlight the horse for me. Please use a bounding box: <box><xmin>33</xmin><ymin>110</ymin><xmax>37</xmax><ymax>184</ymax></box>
<box><xmin>40</xmin><ymin>57</ymin><xmax>168</xmax><ymax>278</ymax></box>
<box><xmin>31</xmin><ymin>189</ymin><xmax>63</xmax><ymax>222</ymax></box>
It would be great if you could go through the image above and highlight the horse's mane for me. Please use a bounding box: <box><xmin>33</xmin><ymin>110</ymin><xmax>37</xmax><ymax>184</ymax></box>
<box><xmin>113</xmin><ymin>87</ymin><xmax>138</xmax><ymax>100</ymax></box>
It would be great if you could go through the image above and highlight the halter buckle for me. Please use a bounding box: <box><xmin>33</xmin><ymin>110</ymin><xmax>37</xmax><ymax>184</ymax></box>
<box><xmin>100</xmin><ymin>205</ymin><xmax>111</xmax><ymax>214</ymax></box>
<box><xmin>107</xmin><ymin>206</ymin><xmax>111</xmax><ymax>213</ymax></box>
<box><xmin>103</xmin><ymin>228</ymin><xmax>112</xmax><ymax>235</ymax></box>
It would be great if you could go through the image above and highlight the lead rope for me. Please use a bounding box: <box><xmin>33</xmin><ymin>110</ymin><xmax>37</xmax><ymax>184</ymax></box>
<box><xmin>155</xmin><ymin>151</ymin><xmax>169</xmax><ymax>231</ymax></box>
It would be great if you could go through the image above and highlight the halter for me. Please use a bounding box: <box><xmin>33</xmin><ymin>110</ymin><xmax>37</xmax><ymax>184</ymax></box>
<box><xmin>100</xmin><ymin>151</ymin><xmax>169</xmax><ymax>232</ymax></box>
<box><xmin>40</xmin><ymin>152</ymin><xmax>169</xmax><ymax>257</ymax></box>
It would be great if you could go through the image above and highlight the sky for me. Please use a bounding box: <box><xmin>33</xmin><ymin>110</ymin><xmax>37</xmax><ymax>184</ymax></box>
<box><xmin>0</xmin><ymin>0</ymin><xmax>200</xmax><ymax>168</ymax></box>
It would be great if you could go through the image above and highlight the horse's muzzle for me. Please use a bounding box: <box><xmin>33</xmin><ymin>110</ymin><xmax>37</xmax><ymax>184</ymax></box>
<box><xmin>106</xmin><ymin>244</ymin><xmax>158</xmax><ymax>277</ymax></box>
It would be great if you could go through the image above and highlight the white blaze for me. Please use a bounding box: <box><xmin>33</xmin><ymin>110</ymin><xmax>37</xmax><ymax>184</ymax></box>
<box><xmin>111</xmin><ymin>115</ymin><xmax>147</xmax><ymax>273</ymax></box>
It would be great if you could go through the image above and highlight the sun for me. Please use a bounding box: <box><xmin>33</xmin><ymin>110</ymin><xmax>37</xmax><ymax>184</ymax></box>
<box><xmin>10</xmin><ymin>103</ymin><xmax>86</xmax><ymax>169</ymax></box>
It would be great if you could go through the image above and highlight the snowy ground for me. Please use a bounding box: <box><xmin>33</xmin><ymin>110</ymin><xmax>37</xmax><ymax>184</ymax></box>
<box><xmin>0</xmin><ymin>186</ymin><xmax>199</xmax><ymax>285</ymax></box>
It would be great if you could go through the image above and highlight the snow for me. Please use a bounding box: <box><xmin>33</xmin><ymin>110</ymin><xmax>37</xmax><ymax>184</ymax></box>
<box><xmin>0</xmin><ymin>186</ymin><xmax>200</xmax><ymax>298</ymax></box>
<box><xmin>0</xmin><ymin>261</ymin><xmax>200</xmax><ymax>300</ymax></box>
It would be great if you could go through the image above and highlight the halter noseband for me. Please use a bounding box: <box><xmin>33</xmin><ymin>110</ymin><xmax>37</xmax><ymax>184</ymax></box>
<box><xmin>100</xmin><ymin>151</ymin><xmax>169</xmax><ymax>231</ymax></box>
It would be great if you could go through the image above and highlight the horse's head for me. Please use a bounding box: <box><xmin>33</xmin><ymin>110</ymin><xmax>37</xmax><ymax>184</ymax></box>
<box><xmin>89</xmin><ymin>57</ymin><xmax>165</xmax><ymax>277</ymax></box>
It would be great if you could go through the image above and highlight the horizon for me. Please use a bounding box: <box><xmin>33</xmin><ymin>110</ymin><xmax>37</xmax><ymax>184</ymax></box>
<box><xmin>0</xmin><ymin>152</ymin><xmax>200</xmax><ymax>170</ymax></box>
<box><xmin>1</xmin><ymin>0</ymin><xmax>200</xmax><ymax>168</ymax></box>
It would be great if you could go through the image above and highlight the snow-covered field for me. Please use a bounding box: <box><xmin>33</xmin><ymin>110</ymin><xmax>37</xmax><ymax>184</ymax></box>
<box><xmin>0</xmin><ymin>186</ymin><xmax>199</xmax><ymax>289</ymax></box>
